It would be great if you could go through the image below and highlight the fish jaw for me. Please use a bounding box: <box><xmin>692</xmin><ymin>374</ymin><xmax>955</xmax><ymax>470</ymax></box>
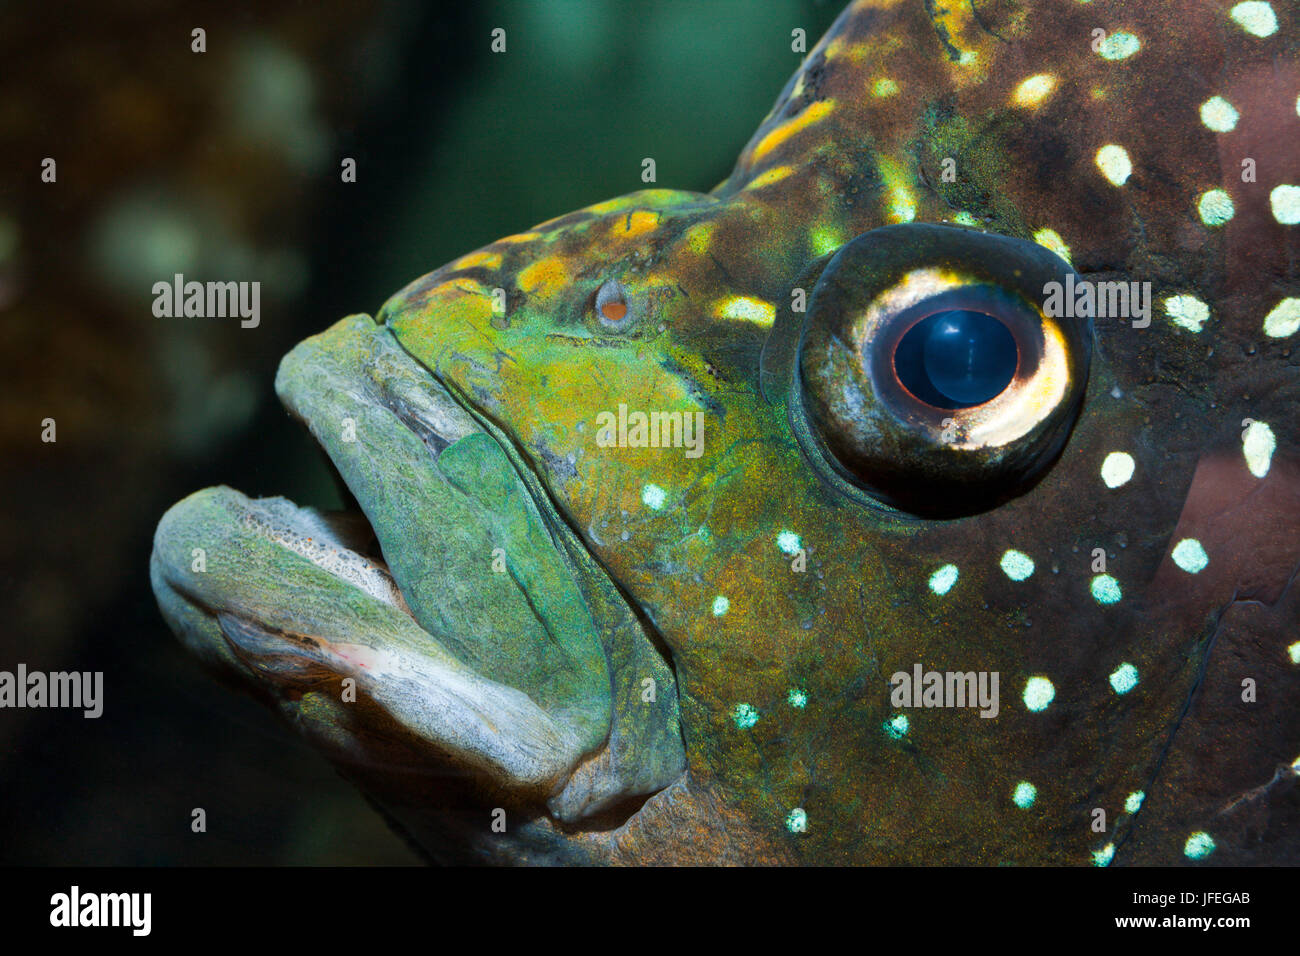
<box><xmin>149</xmin><ymin>314</ymin><xmax>687</xmax><ymax>861</ymax></box>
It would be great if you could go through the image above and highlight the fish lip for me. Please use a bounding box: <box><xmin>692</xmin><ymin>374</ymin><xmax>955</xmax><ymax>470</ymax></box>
<box><xmin>159</xmin><ymin>487</ymin><xmax>410</xmax><ymax>615</ymax></box>
<box><xmin>150</xmin><ymin>481</ymin><xmax>596</xmax><ymax>797</ymax></box>
<box><xmin>148</xmin><ymin>485</ymin><xmax>418</xmax><ymax>693</ymax></box>
<box><xmin>154</xmin><ymin>314</ymin><xmax>686</xmax><ymax>843</ymax></box>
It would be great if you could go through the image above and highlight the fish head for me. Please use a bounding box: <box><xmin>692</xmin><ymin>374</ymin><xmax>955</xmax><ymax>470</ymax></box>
<box><xmin>152</xmin><ymin>0</ymin><xmax>1300</xmax><ymax>864</ymax></box>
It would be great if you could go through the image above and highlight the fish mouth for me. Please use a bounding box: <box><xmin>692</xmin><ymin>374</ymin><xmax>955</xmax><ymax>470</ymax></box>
<box><xmin>150</xmin><ymin>313</ymin><xmax>685</xmax><ymax>845</ymax></box>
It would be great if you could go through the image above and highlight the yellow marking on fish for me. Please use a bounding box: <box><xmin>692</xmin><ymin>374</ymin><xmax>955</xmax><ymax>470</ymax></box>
<box><xmin>497</xmin><ymin>232</ymin><xmax>541</xmax><ymax>244</ymax></box>
<box><xmin>872</xmin><ymin>77</ymin><xmax>900</xmax><ymax>97</ymax></box>
<box><xmin>924</xmin><ymin>0</ymin><xmax>994</xmax><ymax>81</ymax></box>
<box><xmin>619</xmin><ymin>210</ymin><xmax>660</xmax><ymax>238</ymax></box>
<box><xmin>1012</xmin><ymin>74</ymin><xmax>1057</xmax><ymax>108</ymax></box>
<box><xmin>966</xmin><ymin>319</ymin><xmax>1070</xmax><ymax>449</ymax></box>
<box><xmin>584</xmin><ymin>189</ymin><xmax>689</xmax><ymax>216</ymax></box>
<box><xmin>928</xmin><ymin>1</ymin><xmax>979</xmax><ymax>51</ymax></box>
<box><xmin>587</xmin><ymin>197</ymin><xmax>633</xmax><ymax>215</ymax></box>
<box><xmin>752</xmin><ymin>100</ymin><xmax>835</xmax><ymax>162</ymax></box>
<box><xmin>878</xmin><ymin>156</ymin><xmax>917</xmax><ymax>223</ymax></box>
<box><xmin>427</xmin><ymin>278</ymin><xmax>489</xmax><ymax>299</ymax></box>
<box><xmin>713</xmin><ymin>296</ymin><xmax>776</xmax><ymax>326</ymax></box>
<box><xmin>683</xmin><ymin>222</ymin><xmax>715</xmax><ymax>255</ymax></box>
<box><xmin>453</xmin><ymin>250</ymin><xmax>503</xmax><ymax>271</ymax></box>
<box><xmin>1033</xmin><ymin>228</ymin><xmax>1072</xmax><ymax>263</ymax></box>
<box><xmin>517</xmin><ymin>257</ymin><xmax>567</xmax><ymax>297</ymax></box>
<box><xmin>809</xmin><ymin>223</ymin><xmax>843</xmax><ymax>257</ymax></box>
<box><xmin>423</xmin><ymin>281</ymin><xmax>495</xmax><ymax>323</ymax></box>
<box><xmin>745</xmin><ymin>166</ymin><xmax>796</xmax><ymax>190</ymax></box>
<box><xmin>830</xmin><ymin>41</ymin><xmax>873</xmax><ymax>64</ymax></box>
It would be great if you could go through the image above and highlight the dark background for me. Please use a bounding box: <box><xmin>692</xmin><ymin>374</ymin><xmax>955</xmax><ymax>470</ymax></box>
<box><xmin>0</xmin><ymin>0</ymin><xmax>840</xmax><ymax>864</ymax></box>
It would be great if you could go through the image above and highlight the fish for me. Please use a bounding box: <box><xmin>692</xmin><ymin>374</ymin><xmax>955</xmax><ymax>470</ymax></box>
<box><xmin>151</xmin><ymin>0</ymin><xmax>1300</xmax><ymax>865</ymax></box>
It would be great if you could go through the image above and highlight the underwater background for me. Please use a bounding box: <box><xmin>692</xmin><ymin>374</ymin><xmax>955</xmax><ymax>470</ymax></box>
<box><xmin>0</xmin><ymin>0</ymin><xmax>842</xmax><ymax>864</ymax></box>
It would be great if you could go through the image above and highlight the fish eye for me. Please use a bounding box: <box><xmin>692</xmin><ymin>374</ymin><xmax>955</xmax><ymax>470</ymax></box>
<box><xmin>891</xmin><ymin>298</ymin><xmax>1021</xmax><ymax>410</ymax></box>
<box><xmin>594</xmin><ymin>278</ymin><xmax>635</xmax><ymax>331</ymax></box>
<box><xmin>794</xmin><ymin>223</ymin><xmax>1092</xmax><ymax>518</ymax></box>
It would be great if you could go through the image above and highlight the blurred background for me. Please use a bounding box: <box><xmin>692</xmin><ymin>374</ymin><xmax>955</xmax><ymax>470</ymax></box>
<box><xmin>0</xmin><ymin>0</ymin><xmax>840</xmax><ymax>863</ymax></box>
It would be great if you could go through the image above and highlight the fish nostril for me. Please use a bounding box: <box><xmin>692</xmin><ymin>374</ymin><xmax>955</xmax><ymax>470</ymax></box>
<box><xmin>595</xmin><ymin>277</ymin><xmax>635</xmax><ymax>330</ymax></box>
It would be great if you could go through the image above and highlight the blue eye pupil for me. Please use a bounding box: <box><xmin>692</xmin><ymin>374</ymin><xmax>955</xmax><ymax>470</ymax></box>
<box><xmin>893</xmin><ymin>310</ymin><xmax>1018</xmax><ymax>409</ymax></box>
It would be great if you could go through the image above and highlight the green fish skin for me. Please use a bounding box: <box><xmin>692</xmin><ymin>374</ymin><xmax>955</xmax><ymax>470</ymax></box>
<box><xmin>152</xmin><ymin>0</ymin><xmax>1300</xmax><ymax>865</ymax></box>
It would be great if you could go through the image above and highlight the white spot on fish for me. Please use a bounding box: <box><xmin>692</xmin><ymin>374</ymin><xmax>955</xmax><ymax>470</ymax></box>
<box><xmin>641</xmin><ymin>483</ymin><xmax>666</xmax><ymax>510</ymax></box>
<box><xmin>1198</xmin><ymin>189</ymin><xmax>1234</xmax><ymax>226</ymax></box>
<box><xmin>1270</xmin><ymin>184</ymin><xmax>1300</xmax><ymax>225</ymax></box>
<box><xmin>1164</xmin><ymin>294</ymin><xmax>1210</xmax><ymax>333</ymax></box>
<box><xmin>887</xmin><ymin>188</ymin><xmax>917</xmax><ymax>223</ymax></box>
<box><xmin>777</xmin><ymin>530</ymin><xmax>803</xmax><ymax>555</ymax></box>
<box><xmin>1001</xmin><ymin>549</ymin><xmax>1035</xmax><ymax>581</ymax></box>
<box><xmin>884</xmin><ymin>713</ymin><xmax>910</xmax><ymax>738</ymax></box>
<box><xmin>1171</xmin><ymin>538</ymin><xmax>1209</xmax><ymax>573</ymax></box>
<box><xmin>1263</xmin><ymin>298</ymin><xmax>1300</xmax><ymax>338</ymax></box>
<box><xmin>1242</xmin><ymin>419</ymin><xmax>1276</xmax><ymax>477</ymax></box>
<box><xmin>1230</xmin><ymin>1</ymin><xmax>1278</xmax><ymax>36</ymax></box>
<box><xmin>1184</xmin><ymin>831</ymin><xmax>1216</xmax><ymax>860</ymax></box>
<box><xmin>1095</xmin><ymin>144</ymin><xmax>1132</xmax><ymax>185</ymax></box>
<box><xmin>1091</xmin><ymin>574</ymin><xmax>1122</xmax><ymax>604</ymax></box>
<box><xmin>1023</xmin><ymin>676</ymin><xmax>1055</xmax><ymax>712</ymax></box>
<box><xmin>1097</xmin><ymin>31</ymin><xmax>1141</xmax><ymax>60</ymax></box>
<box><xmin>1109</xmin><ymin>662</ymin><xmax>1139</xmax><ymax>694</ymax></box>
<box><xmin>1012</xmin><ymin>781</ymin><xmax>1037</xmax><ymax>809</ymax></box>
<box><xmin>929</xmin><ymin>563</ymin><xmax>959</xmax><ymax>595</ymax></box>
<box><xmin>1101</xmin><ymin>451</ymin><xmax>1135</xmax><ymax>488</ymax></box>
<box><xmin>1199</xmin><ymin>96</ymin><xmax>1239</xmax><ymax>132</ymax></box>
<box><xmin>712</xmin><ymin>594</ymin><xmax>731</xmax><ymax>616</ymax></box>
